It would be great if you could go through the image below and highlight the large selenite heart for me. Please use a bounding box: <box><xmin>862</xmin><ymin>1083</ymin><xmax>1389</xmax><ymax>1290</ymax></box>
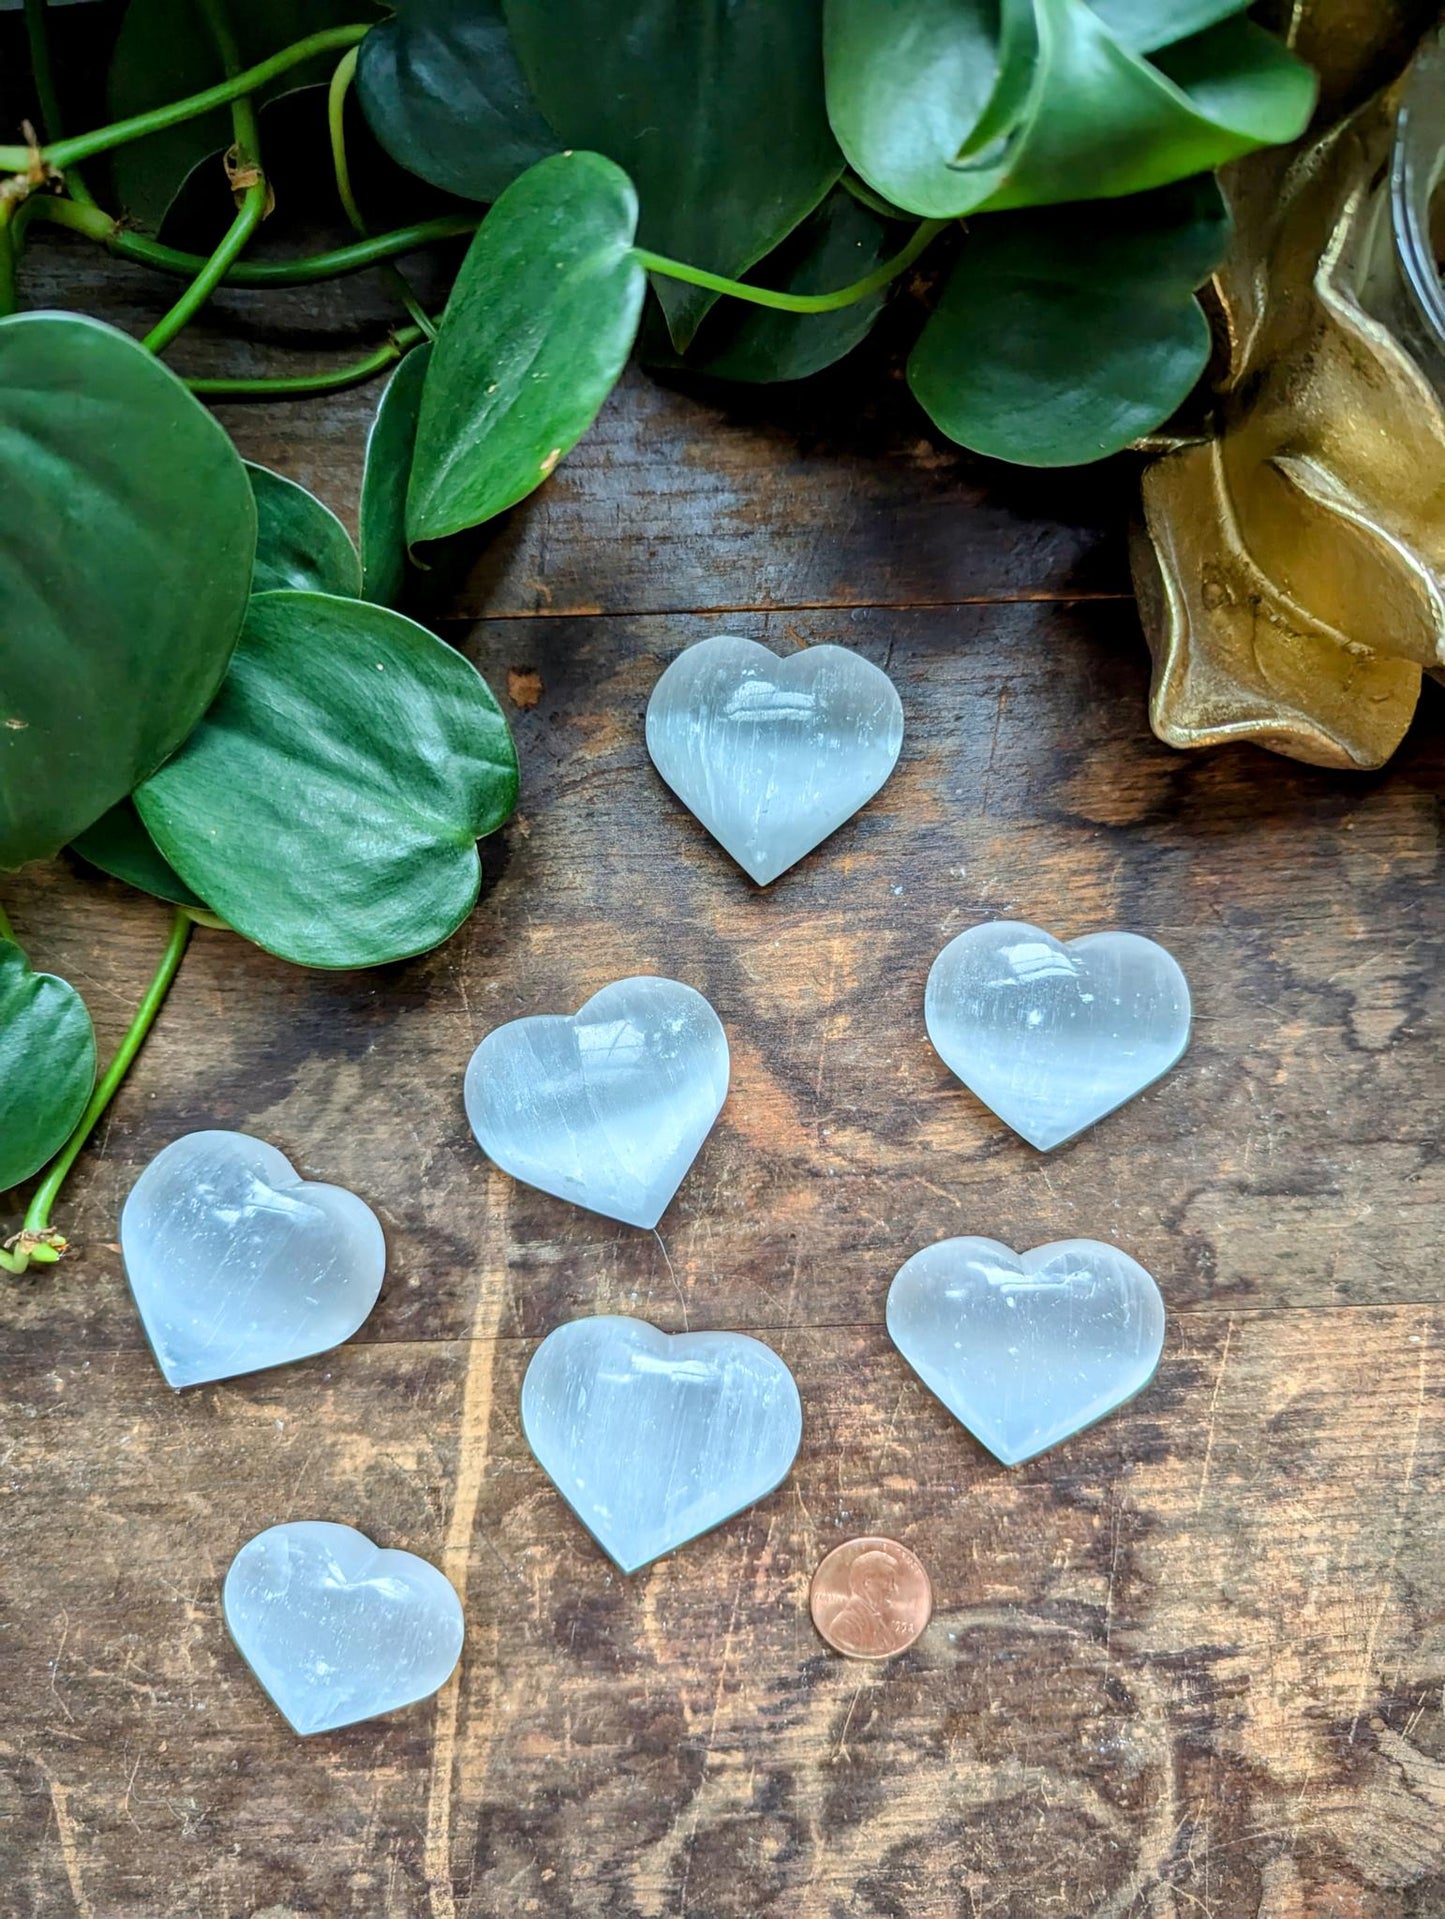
<box><xmin>887</xmin><ymin>1237</ymin><xmax>1166</xmax><ymax>1465</ymax></box>
<box><xmin>521</xmin><ymin>1315</ymin><xmax>803</xmax><ymax>1572</ymax></box>
<box><xmin>121</xmin><ymin>1131</ymin><xmax>386</xmax><ymax>1390</ymax></box>
<box><xmin>224</xmin><ymin>1522</ymin><xmax>464</xmax><ymax>1735</ymax></box>
<box><xmin>465</xmin><ymin>977</ymin><xmax>729</xmax><ymax>1229</ymax></box>
<box><xmin>645</xmin><ymin>635</ymin><xmax>904</xmax><ymax>885</ymax></box>
<box><xmin>925</xmin><ymin>922</ymin><xmax>1191</xmax><ymax>1150</ymax></box>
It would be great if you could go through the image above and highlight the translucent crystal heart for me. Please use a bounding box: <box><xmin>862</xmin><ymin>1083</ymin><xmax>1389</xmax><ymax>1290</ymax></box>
<box><xmin>521</xmin><ymin>1315</ymin><xmax>803</xmax><ymax>1573</ymax></box>
<box><xmin>224</xmin><ymin>1522</ymin><xmax>464</xmax><ymax>1735</ymax></box>
<box><xmin>887</xmin><ymin>1237</ymin><xmax>1166</xmax><ymax>1466</ymax></box>
<box><xmin>925</xmin><ymin>922</ymin><xmax>1191</xmax><ymax>1150</ymax></box>
<box><xmin>121</xmin><ymin>1130</ymin><xmax>386</xmax><ymax>1389</ymax></box>
<box><xmin>645</xmin><ymin>635</ymin><xmax>904</xmax><ymax>884</ymax></box>
<box><xmin>465</xmin><ymin>977</ymin><xmax>729</xmax><ymax>1229</ymax></box>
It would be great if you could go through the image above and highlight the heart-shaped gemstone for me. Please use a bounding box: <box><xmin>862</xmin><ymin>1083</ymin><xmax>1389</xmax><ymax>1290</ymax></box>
<box><xmin>645</xmin><ymin>635</ymin><xmax>904</xmax><ymax>885</ymax></box>
<box><xmin>121</xmin><ymin>1131</ymin><xmax>386</xmax><ymax>1390</ymax></box>
<box><xmin>925</xmin><ymin>922</ymin><xmax>1191</xmax><ymax>1150</ymax></box>
<box><xmin>224</xmin><ymin>1522</ymin><xmax>463</xmax><ymax>1735</ymax></box>
<box><xmin>465</xmin><ymin>977</ymin><xmax>729</xmax><ymax>1229</ymax></box>
<box><xmin>521</xmin><ymin>1315</ymin><xmax>803</xmax><ymax>1572</ymax></box>
<box><xmin>887</xmin><ymin>1237</ymin><xmax>1166</xmax><ymax>1465</ymax></box>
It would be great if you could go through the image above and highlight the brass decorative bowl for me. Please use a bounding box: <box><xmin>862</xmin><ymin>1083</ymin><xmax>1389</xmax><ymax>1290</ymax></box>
<box><xmin>1133</xmin><ymin>15</ymin><xmax>1445</xmax><ymax>770</ymax></box>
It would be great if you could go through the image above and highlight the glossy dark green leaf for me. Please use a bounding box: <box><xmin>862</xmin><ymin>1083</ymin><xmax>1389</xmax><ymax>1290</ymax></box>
<box><xmin>108</xmin><ymin>0</ymin><xmax>378</xmax><ymax>229</ymax></box>
<box><xmin>680</xmin><ymin>188</ymin><xmax>904</xmax><ymax>385</ymax></box>
<box><xmin>135</xmin><ymin>591</ymin><xmax>519</xmax><ymax>969</ymax></box>
<box><xmin>246</xmin><ymin>464</ymin><xmax>361</xmax><ymax>598</ymax></box>
<box><xmin>360</xmin><ymin>344</ymin><xmax>431</xmax><ymax>605</ymax></box>
<box><xmin>0</xmin><ymin>941</ymin><xmax>96</xmax><ymax>1193</ymax></box>
<box><xmin>908</xmin><ymin>177</ymin><xmax>1231</xmax><ymax>465</ymax></box>
<box><xmin>0</xmin><ymin>313</ymin><xmax>255</xmax><ymax>870</ymax></box>
<box><xmin>406</xmin><ymin>152</ymin><xmax>645</xmax><ymax>544</ymax></box>
<box><xmin>1087</xmin><ymin>0</ymin><xmax>1249</xmax><ymax>54</ymax></box>
<box><xmin>504</xmin><ymin>0</ymin><xmax>842</xmax><ymax>347</ymax></box>
<box><xmin>356</xmin><ymin>0</ymin><xmax>557</xmax><ymax>203</ymax></box>
<box><xmin>827</xmin><ymin>0</ymin><xmax>1315</xmax><ymax>218</ymax></box>
<box><xmin>981</xmin><ymin>11</ymin><xmax>1317</xmax><ymax>212</ymax></box>
<box><xmin>70</xmin><ymin>800</ymin><xmax>209</xmax><ymax>911</ymax></box>
<box><xmin>825</xmin><ymin>0</ymin><xmax>1007</xmax><ymax>219</ymax></box>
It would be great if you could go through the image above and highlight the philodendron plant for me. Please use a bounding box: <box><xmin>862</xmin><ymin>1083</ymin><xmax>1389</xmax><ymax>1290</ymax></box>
<box><xmin>0</xmin><ymin>0</ymin><xmax>1315</xmax><ymax>1270</ymax></box>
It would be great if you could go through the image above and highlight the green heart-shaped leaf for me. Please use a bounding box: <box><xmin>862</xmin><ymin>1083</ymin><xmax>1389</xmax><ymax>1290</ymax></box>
<box><xmin>979</xmin><ymin>9</ymin><xmax>1317</xmax><ymax>213</ymax></box>
<box><xmin>0</xmin><ymin>942</ymin><xmax>96</xmax><ymax>1193</ymax></box>
<box><xmin>827</xmin><ymin>0</ymin><xmax>1314</xmax><ymax>218</ymax></box>
<box><xmin>247</xmin><ymin>464</ymin><xmax>362</xmax><ymax>598</ymax></box>
<box><xmin>908</xmin><ymin>176</ymin><xmax>1231</xmax><ymax>465</ymax></box>
<box><xmin>356</xmin><ymin>0</ymin><xmax>557</xmax><ymax>203</ymax></box>
<box><xmin>135</xmin><ymin>591</ymin><xmax>518</xmax><ymax>968</ymax></box>
<box><xmin>406</xmin><ymin>151</ymin><xmax>645</xmax><ymax>544</ymax></box>
<box><xmin>674</xmin><ymin>187</ymin><xmax>904</xmax><ymax>385</ymax></box>
<box><xmin>70</xmin><ymin>800</ymin><xmax>210</xmax><ymax>912</ymax></box>
<box><xmin>1087</xmin><ymin>0</ymin><xmax>1249</xmax><ymax>54</ymax></box>
<box><xmin>504</xmin><ymin>0</ymin><xmax>842</xmax><ymax>347</ymax></box>
<box><xmin>825</xmin><ymin>0</ymin><xmax>1008</xmax><ymax>219</ymax></box>
<box><xmin>0</xmin><ymin>313</ymin><xmax>255</xmax><ymax>870</ymax></box>
<box><xmin>108</xmin><ymin>0</ymin><xmax>379</xmax><ymax>230</ymax></box>
<box><xmin>360</xmin><ymin>344</ymin><xmax>431</xmax><ymax>606</ymax></box>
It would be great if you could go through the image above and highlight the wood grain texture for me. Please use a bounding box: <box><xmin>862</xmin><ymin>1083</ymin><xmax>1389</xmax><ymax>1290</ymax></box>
<box><xmin>3</xmin><ymin>184</ymin><xmax>1444</xmax><ymax>1919</ymax></box>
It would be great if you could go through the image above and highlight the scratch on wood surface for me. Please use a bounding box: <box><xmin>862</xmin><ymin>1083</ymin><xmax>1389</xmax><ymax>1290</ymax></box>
<box><xmin>652</xmin><ymin>1227</ymin><xmax>688</xmax><ymax>1331</ymax></box>
<box><xmin>47</xmin><ymin>1771</ymin><xmax>92</xmax><ymax>1919</ymax></box>
<box><xmin>1348</xmin><ymin>1335</ymin><xmax>1429</xmax><ymax>1743</ymax></box>
<box><xmin>1195</xmin><ymin>1317</ymin><xmax>1235</xmax><ymax>1514</ymax></box>
<box><xmin>424</xmin><ymin>1180</ymin><xmax>510</xmax><ymax>1919</ymax></box>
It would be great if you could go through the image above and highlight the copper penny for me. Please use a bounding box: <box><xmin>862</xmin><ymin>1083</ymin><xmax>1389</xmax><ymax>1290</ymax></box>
<box><xmin>809</xmin><ymin>1536</ymin><xmax>933</xmax><ymax>1660</ymax></box>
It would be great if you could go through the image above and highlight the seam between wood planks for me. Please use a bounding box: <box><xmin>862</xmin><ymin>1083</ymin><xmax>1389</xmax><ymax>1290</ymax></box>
<box><xmin>440</xmin><ymin>590</ymin><xmax>1136</xmax><ymax>625</ymax></box>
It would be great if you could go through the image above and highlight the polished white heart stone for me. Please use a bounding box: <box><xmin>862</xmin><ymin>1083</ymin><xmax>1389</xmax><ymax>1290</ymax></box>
<box><xmin>521</xmin><ymin>1315</ymin><xmax>803</xmax><ymax>1573</ymax></box>
<box><xmin>224</xmin><ymin>1522</ymin><xmax>464</xmax><ymax>1735</ymax></box>
<box><xmin>465</xmin><ymin>977</ymin><xmax>729</xmax><ymax>1229</ymax></box>
<box><xmin>887</xmin><ymin>1237</ymin><xmax>1166</xmax><ymax>1465</ymax></box>
<box><xmin>121</xmin><ymin>1130</ymin><xmax>386</xmax><ymax>1390</ymax></box>
<box><xmin>645</xmin><ymin>634</ymin><xmax>904</xmax><ymax>884</ymax></box>
<box><xmin>925</xmin><ymin>922</ymin><xmax>1191</xmax><ymax>1150</ymax></box>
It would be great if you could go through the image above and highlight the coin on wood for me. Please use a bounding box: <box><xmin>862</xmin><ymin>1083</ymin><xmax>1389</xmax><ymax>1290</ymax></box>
<box><xmin>809</xmin><ymin>1536</ymin><xmax>932</xmax><ymax>1660</ymax></box>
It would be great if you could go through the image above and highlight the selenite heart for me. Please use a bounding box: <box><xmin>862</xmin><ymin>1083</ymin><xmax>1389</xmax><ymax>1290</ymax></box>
<box><xmin>645</xmin><ymin>635</ymin><xmax>904</xmax><ymax>884</ymax></box>
<box><xmin>925</xmin><ymin>922</ymin><xmax>1191</xmax><ymax>1150</ymax></box>
<box><xmin>121</xmin><ymin>1131</ymin><xmax>385</xmax><ymax>1389</ymax></box>
<box><xmin>887</xmin><ymin>1237</ymin><xmax>1166</xmax><ymax>1465</ymax></box>
<box><xmin>465</xmin><ymin>977</ymin><xmax>729</xmax><ymax>1229</ymax></box>
<box><xmin>224</xmin><ymin>1522</ymin><xmax>464</xmax><ymax>1735</ymax></box>
<box><xmin>521</xmin><ymin>1315</ymin><xmax>803</xmax><ymax>1572</ymax></box>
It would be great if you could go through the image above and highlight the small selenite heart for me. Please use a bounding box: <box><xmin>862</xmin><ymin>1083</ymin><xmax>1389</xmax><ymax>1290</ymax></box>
<box><xmin>645</xmin><ymin>635</ymin><xmax>903</xmax><ymax>884</ymax></box>
<box><xmin>887</xmin><ymin>1236</ymin><xmax>1166</xmax><ymax>1465</ymax></box>
<box><xmin>121</xmin><ymin>1130</ymin><xmax>385</xmax><ymax>1389</ymax></box>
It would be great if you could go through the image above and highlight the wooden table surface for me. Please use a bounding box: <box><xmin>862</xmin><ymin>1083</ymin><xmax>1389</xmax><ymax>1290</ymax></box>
<box><xmin>3</xmin><ymin>231</ymin><xmax>1443</xmax><ymax>1919</ymax></box>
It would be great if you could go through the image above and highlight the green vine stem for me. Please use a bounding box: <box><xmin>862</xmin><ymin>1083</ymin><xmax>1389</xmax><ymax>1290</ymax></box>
<box><xmin>22</xmin><ymin>0</ymin><xmax>97</xmax><ymax>208</ymax></box>
<box><xmin>141</xmin><ymin>0</ymin><xmax>267</xmax><ymax>354</ymax></box>
<box><xmin>25</xmin><ymin>196</ymin><xmax>476</xmax><ymax>285</ymax></box>
<box><xmin>0</xmin><ymin>907</ymin><xmax>194</xmax><ymax>1276</ymax></box>
<box><xmin>0</xmin><ymin>901</ymin><xmax>15</xmax><ymax>944</ymax></box>
<box><xmin>839</xmin><ymin>172</ymin><xmax>909</xmax><ymax>221</ymax></box>
<box><xmin>326</xmin><ymin>47</ymin><xmax>368</xmax><ymax>238</ymax></box>
<box><xmin>181</xmin><ymin>215</ymin><xmax>941</xmax><ymax>398</ymax></box>
<box><xmin>327</xmin><ymin>46</ymin><xmax>435</xmax><ymax>339</ymax></box>
<box><xmin>142</xmin><ymin>181</ymin><xmax>268</xmax><ymax>352</ymax></box>
<box><xmin>633</xmin><ymin>218</ymin><xmax>947</xmax><ymax>314</ymax></box>
<box><xmin>0</xmin><ymin>25</ymin><xmax>369</xmax><ymax>175</ymax></box>
<box><xmin>186</xmin><ymin>323</ymin><xmax>425</xmax><ymax>397</ymax></box>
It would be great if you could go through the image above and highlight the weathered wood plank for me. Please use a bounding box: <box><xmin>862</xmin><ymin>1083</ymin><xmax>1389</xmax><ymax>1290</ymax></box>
<box><xmin>3</xmin><ymin>1306</ymin><xmax>1440</xmax><ymax>1917</ymax></box>
<box><xmin>3</xmin><ymin>112</ymin><xmax>1442</xmax><ymax>1914</ymax></box>
<box><xmin>19</xmin><ymin>230</ymin><xmax>1135</xmax><ymax>618</ymax></box>
<box><xmin>5</xmin><ymin>603</ymin><xmax>1439</xmax><ymax>1366</ymax></box>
